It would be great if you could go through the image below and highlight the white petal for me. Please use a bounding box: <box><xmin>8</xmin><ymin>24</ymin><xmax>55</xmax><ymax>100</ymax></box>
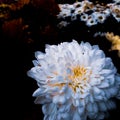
<box><xmin>61</xmin><ymin>113</ymin><xmax>70</xmax><ymax>119</ymax></box>
<box><xmin>92</xmin><ymin>45</ymin><xmax>99</xmax><ymax>50</ymax></box>
<box><xmin>94</xmin><ymin>95</ymin><xmax>104</xmax><ymax>101</ymax></box>
<box><xmin>57</xmin><ymin>114</ymin><xmax>62</xmax><ymax>120</ymax></box>
<box><xmin>88</xmin><ymin>95</ymin><xmax>94</xmax><ymax>103</ymax></box>
<box><xmin>97</xmin><ymin>81</ymin><xmax>109</xmax><ymax>88</ymax></box>
<box><xmin>84</xmin><ymin>42</ymin><xmax>92</xmax><ymax>50</ymax></box>
<box><xmin>72</xmin><ymin>99</ymin><xmax>80</xmax><ymax>107</ymax></box>
<box><xmin>87</xmin><ymin>112</ymin><xmax>97</xmax><ymax>119</ymax></box>
<box><xmin>78</xmin><ymin>106</ymin><xmax>84</xmax><ymax>115</ymax></box>
<box><xmin>34</xmin><ymin>96</ymin><xmax>51</xmax><ymax>104</ymax></box>
<box><xmin>104</xmin><ymin>89</ymin><xmax>112</xmax><ymax>99</ymax></box>
<box><xmin>116</xmin><ymin>90</ymin><xmax>120</xmax><ymax>99</ymax></box>
<box><xmin>96</xmin><ymin>112</ymin><xmax>105</xmax><ymax>120</ymax></box>
<box><xmin>42</xmin><ymin>103</ymin><xmax>56</xmax><ymax>115</ymax></box>
<box><xmin>72</xmin><ymin>92</ymin><xmax>80</xmax><ymax>99</ymax></box>
<box><xmin>44</xmin><ymin>115</ymin><xmax>49</xmax><ymax>120</ymax></box>
<box><xmin>35</xmin><ymin>51</ymin><xmax>45</xmax><ymax>59</ymax></box>
<box><xmin>105</xmin><ymin>100</ymin><xmax>116</xmax><ymax>110</ymax></box>
<box><xmin>115</xmin><ymin>74</ymin><xmax>120</xmax><ymax>99</ymax></box>
<box><xmin>100</xmin><ymin>69</ymin><xmax>115</xmax><ymax>76</ymax></box>
<box><xmin>84</xmin><ymin>96</ymin><xmax>89</xmax><ymax>104</ymax></box>
<box><xmin>58</xmin><ymin>103</ymin><xmax>71</xmax><ymax>112</ymax></box>
<box><xmin>53</xmin><ymin>95</ymin><xmax>66</xmax><ymax>104</ymax></box>
<box><xmin>77</xmin><ymin>98</ymin><xmax>85</xmax><ymax>106</ymax></box>
<box><xmin>27</xmin><ymin>67</ymin><xmax>46</xmax><ymax>82</ymax></box>
<box><xmin>32</xmin><ymin>88</ymin><xmax>46</xmax><ymax>97</ymax></box>
<box><xmin>95</xmin><ymin>50</ymin><xmax>105</xmax><ymax>58</ymax></box>
<box><xmin>32</xmin><ymin>60</ymin><xmax>39</xmax><ymax>66</ymax></box>
<box><xmin>104</xmin><ymin>58</ymin><xmax>113</xmax><ymax>69</ymax></box>
<box><xmin>59</xmin><ymin>85</ymin><xmax>67</xmax><ymax>93</ymax></box>
<box><xmin>89</xmin><ymin>77</ymin><xmax>101</xmax><ymax>86</ymax></box>
<box><xmin>106</xmin><ymin>74</ymin><xmax>115</xmax><ymax>85</ymax></box>
<box><xmin>73</xmin><ymin>111</ymin><xmax>81</xmax><ymax>120</ymax></box>
<box><xmin>115</xmin><ymin>74</ymin><xmax>120</xmax><ymax>85</ymax></box>
<box><xmin>49</xmin><ymin>113</ymin><xmax>57</xmax><ymax>120</ymax></box>
<box><xmin>92</xmin><ymin>58</ymin><xmax>105</xmax><ymax>71</ymax></box>
<box><xmin>93</xmin><ymin>102</ymin><xmax>98</xmax><ymax>113</ymax></box>
<box><xmin>107</xmin><ymin>87</ymin><xmax>118</xmax><ymax>97</ymax></box>
<box><xmin>98</xmin><ymin>102</ymin><xmax>107</xmax><ymax>111</ymax></box>
<box><xmin>93</xmin><ymin>87</ymin><xmax>101</xmax><ymax>95</ymax></box>
<box><xmin>82</xmin><ymin>54</ymin><xmax>90</xmax><ymax>66</ymax></box>
<box><xmin>86</xmin><ymin>103</ymin><xmax>93</xmax><ymax>112</ymax></box>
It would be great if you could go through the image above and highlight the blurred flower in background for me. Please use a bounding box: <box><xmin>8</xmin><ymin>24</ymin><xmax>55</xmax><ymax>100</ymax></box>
<box><xmin>105</xmin><ymin>32</ymin><xmax>120</xmax><ymax>57</ymax></box>
<box><xmin>57</xmin><ymin>0</ymin><xmax>120</xmax><ymax>28</ymax></box>
<box><xmin>113</xmin><ymin>0</ymin><xmax>120</xmax><ymax>3</ymax></box>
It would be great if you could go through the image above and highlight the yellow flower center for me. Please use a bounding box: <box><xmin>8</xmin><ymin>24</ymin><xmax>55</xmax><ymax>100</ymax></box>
<box><xmin>72</xmin><ymin>66</ymin><xmax>87</xmax><ymax>79</ymax></box>
<box><xmin>47</xmin><ymin>65</ymin><xmax>91</xmax><ymax>93</ymax></box>
<box><xmin>68</xmin><ymin>65</ymin><xmax>91</xmax><ymax>93</ymax></box>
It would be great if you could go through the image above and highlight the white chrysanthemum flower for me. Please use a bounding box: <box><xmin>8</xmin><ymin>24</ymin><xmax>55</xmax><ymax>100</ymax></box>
<box><xmin>27</xmin><ymin>40</ymin><xmax>120</xmax><ymax>120</ymax></box>
<box><xmin>86</xmin><ymin>16</ymin><xmax>97</xmax><ymax>26</ymax></box>
<box><xmin>71</xmin><ymin>13</ymin><xmax>77</xmax><ymax>21</ymax></box>
<box><xmin>80</xmin><ymin>13</ymin><xmax>88</xmax><ymax>22</ymax></box>
<box><xmin>92</xmin><ymin>12</ymin><xmax>106</xmax><ymax>24</ymax></box>
<box><xmin>57</xmin><ymin>9</ymin><xmax>71</xmax><ymax>19</ymax></box>
<box><xmin>110</xmin><ymin>5</ymin><xmax>120</xmax><ymax>22</ymax></box>
<box><xmin>74</xmin><ymin>7</ymin><xmax>84</xmax><ymax>15</ymax></box>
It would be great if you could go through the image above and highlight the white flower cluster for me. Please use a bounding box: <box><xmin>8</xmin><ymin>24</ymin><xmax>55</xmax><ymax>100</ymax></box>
<box><xmin>28</xmin><ymin>40</ymin><xmax>120</xmax><ymax>120</ymax></box>
<box><xmin>113</xmin><ymin>0</ymin><xmax>120</xmax><ymax>3</ymax></box>
<box><xmin>57</xmin><ymin>0</ymin><xmax>120</xmax><ymax>28</ymax></box>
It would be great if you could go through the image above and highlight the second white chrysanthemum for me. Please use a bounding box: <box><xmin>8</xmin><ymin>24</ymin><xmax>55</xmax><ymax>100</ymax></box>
<box><xmin>28</xmin><ymin>40</ymin><xmax>120</xmax><ymax>120</ymax></box>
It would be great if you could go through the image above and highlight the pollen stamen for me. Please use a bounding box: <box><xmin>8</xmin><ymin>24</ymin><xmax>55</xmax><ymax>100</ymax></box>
<box><xmin>67</xmin><ymin>66</ymin><xmax>91</xmax><ymax>92</ymax></box>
